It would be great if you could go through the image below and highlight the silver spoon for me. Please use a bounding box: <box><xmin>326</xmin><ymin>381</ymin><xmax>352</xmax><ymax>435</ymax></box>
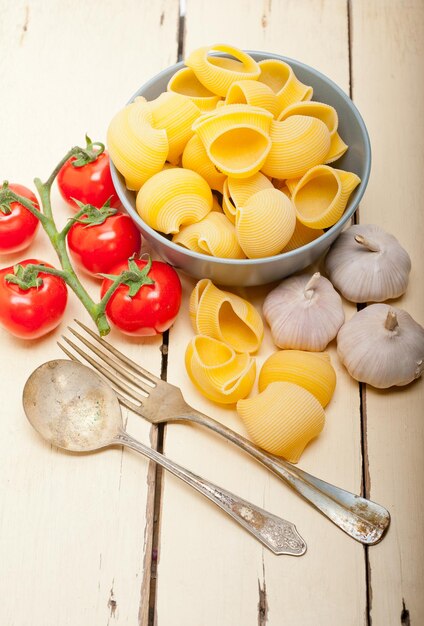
<box><xmin>23</xmin><ymin>360</ymin><xmax>306</xmax><ymax>556</ymax></box>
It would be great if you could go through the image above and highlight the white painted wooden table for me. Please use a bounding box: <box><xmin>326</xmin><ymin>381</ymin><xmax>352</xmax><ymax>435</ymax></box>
<box><xmin>1</xmin><ymin>2</ymin><xmax>423</xmax><ymax>625</ymax></box>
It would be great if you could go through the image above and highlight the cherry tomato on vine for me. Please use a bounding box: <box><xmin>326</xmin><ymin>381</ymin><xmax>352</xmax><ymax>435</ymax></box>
<box><xmin>100</xmin><ymin>258</ymin><xmax>182</xmax><ymax>336</ymax></box>
<box><xmin>57</xmin><ymin>149</ymin><xmax>120</xmax><ymax>211</ymax></box>
<box><xmin>0</xmin><ymin>259</ymin><xmax>68</xmax><ymax>339</ymax></box>
<box><xmin>0</xmin><ymin>184</ymin><xmax>40</xmax><ymax>254</ymax></box>
<box><xmin>67</xmin><ymin>211</ymin><xmax>141</xmax><ymax>278</ymax></box>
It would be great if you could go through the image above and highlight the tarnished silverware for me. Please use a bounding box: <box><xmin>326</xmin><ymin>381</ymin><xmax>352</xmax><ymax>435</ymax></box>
<box><xmin>23</xmin><ymin>359</ymin><xmax>306</xmax><ymax>556</ymax></box>
<box><xmin>59</xmin><ymin>320</ymin><xmax>390</xmax><ymax>545</ymax></box>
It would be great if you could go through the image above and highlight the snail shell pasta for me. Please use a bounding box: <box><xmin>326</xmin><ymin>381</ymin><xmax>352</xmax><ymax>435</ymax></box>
<box><xmin>193</xmin><ymin>104</ymin><xmax>273</xmax><ymax>178</ymax></box>
<box><xmin>167</xmin><ymin>67</ymin><xmax>221</xmax><ymax>111</ymax></box>
<box><xmin>263</xmin><ymin>272</ymin><xmax>345</xmax><ymax>351</ymax></box>
<box><xmin>290</xmin><ymin>165</ymin><xmax>361</xmax><ymax>229</ymax></box>
<box><xmin>261</xmin><ymin>116</ymin><xmax>331</xmax><ymax>180</ymax></box>
<box><xmin>325</xmin><ymin>224</ymin><xmax>411</xmax><ymax>303</ymax></box>
<box><xmin>189</xmin><ymin>278</ymin><xmax>263</xmax><ymax>353</ymax></box>
<box><xmin>136</xmin><ymin>168</ymin><xmax>212</xmax><ymax>234</ymax></box>
<box><xmin>258</xmin><ymin>59</ymin><xmax>313</xmax><ymax>113</ymax></box>
<box><xmin>225</xmin><ymin>79</ymin><xmax>279</xmax><ymax>117</ymax></box>
<box><xmin>236</xmin><ymin>188</ymin><xmax>296</xmax><ymax>258</ymax></box>
<box><xmin>173</xmin><ymin>212</ymin><xmax>245</xmax><ymax>258</ymax></box>
<box><xmin>185</xmin><ymin>335</ymin><xmax>256</xmax><ymax>404</ymax></box>
<box><xmin>182</xmin><ymin>134</ymin><xmax>226</xmax><ymax>193</ymax></box>
<box><xmin>237</xmin><ymin>381</ymin><xmax>325</xmax><ymax>463</ymax></box>
<box><xmin>222</xmin><ymin>172</ymin><xmax>274</xmax><ymax>223</ymax></box>
<box><xmin>185</xmin><ymin>44</ymin><xmax>261</xmax><ymax>97</ymax></box>
<box><xmin>147</xmin><ymin>92</ymin><xmax>201</xmax><ymax>164</ymax></box>
<box><xmin>258</xmin><ymin>350</ymin><xmax>336</xmax><ymax>407</ymax></box>
<box><xmin>107</xmin><ymin>97</ymin><xmax>168</xmax><ymax>190</ymax></box>
<box><xmin>282</xmin><ymin>219</ymin><xmax>324</xmax><ymax>252</ymax></box>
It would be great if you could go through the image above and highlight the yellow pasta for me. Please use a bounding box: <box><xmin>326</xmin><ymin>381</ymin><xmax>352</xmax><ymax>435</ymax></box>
<box><xmin>136</xmin><ymin>167</ymin><xmax>213</xmax><ymax>234</ymax></box>
<box><xmin>225</xmin><ymin>80</ymin><xmax>279</xmax><ymax>117</ymax></box>
<box><xmin>173</xmin><ymin>212</ymin><xmax>245</xmax><ymax>258</ymax></box>
<box><xmin>290</xmin><ymin>165</ymin><xmax>361</xmax><ymax>229</ymax></box>
<box><xmin>107</xmin><ymin>97</ymin><xmax>168</xmax><ymax>190</ymax></box>
<box><xmin>211</xmin><ymin>194</ymin><xmax>223</xmax><ymax>212</ymax></box>
<box><xmin>236</xmin><ymin>381</ymin><xmax>325</xmax><ymax>462</ymax></box>
<box><xmin>272</xmin><ymin>178</ymin><xmax>291</xmax><ymax>196</ymax></box>
<box><xmin>282</xmin><ymin>219</ymin><xmax>324</xmax><ymax>252</ymax></box>
<box><xmin>189</xmin><ymin>278</ymin><xmax>263</xmax><ymax>353</ymax></box>
<box><xmin>167</xmin><ymin>66</ymin><xmax>221</xmax><ymax>111</ymax></box>
<box><xmin>278</xmin><ymin>101</ymin><xmax>348</xmax><ymax>164</ymax></box>
<box><xmin>261</xmin><ymin>116</ymin><xmax>331</xmax><ymax>179</ymax></box>
<box><xmin>258</xmin><ymin>59</ymin><xmax>313</xmax><ymax>114</ymax></box>
<box><xmin>258</xmin><ymin>350</ymin><xmax>336</xmax><ymax>407</ymax></box>
<box><xmin>147</xmin><ymin>92</ymin><xmax>201</xmax><ymax>165</ymax></box>
<box><xmin>185</xmin><ymin>335</ymin><xmax>256</xmax><ymax>404</ymax></box>
<box><xmin>236</xmin><ymin>188</ymin><xmax>296</xmax><ymax>258</ymax></box>
<box><xmin>185</xmin><ymin>44</ymin><xmax>261</xmax><ymax>97</ymax></box>
<box><xmin>222</xmin><ymin>172</ymin><xmax>273</xmax><ymax>223</ymax></box>
<box><xmin>193</xmin><ymin>104</ymin><xmax>273</xmax><ymax>178</ymax></box>
<box><xmin>182</xmin><ymin>134</ymin><xmax>226</xmax><ymax>193</ymax></box>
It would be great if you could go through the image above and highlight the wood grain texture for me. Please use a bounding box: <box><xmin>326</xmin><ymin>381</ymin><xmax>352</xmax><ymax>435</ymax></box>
<box><xmin>0</xmin><ymin>1</ymin><xmax>179</xmax><ymax>625</ymax></box>
<box><xmin>156</xmin><ymin>2</ymin><xmax>367</xmax><ymax>625</ymax></box>
<box><xmin>351</xmin><ymin>1</ymin><xmax>424</xmax><ymax>624</ymax></box>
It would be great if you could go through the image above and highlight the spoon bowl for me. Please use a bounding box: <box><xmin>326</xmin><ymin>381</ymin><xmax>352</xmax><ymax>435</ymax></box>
<box><xmin>22</xmin><ymin>359</ymin><xmax>306</xmax><ymax>556</ymax></box>
<box><xmin>23</xmin><ymin>360</ymin><xmax>121</xmax><ymax>452</ymax></box>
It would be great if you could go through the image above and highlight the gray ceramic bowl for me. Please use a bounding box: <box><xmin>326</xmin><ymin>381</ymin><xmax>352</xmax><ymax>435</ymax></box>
<box><xmin>110</xmin><ymin>52</ymin><xmax>371</xmax><ymax>286</ymax></box>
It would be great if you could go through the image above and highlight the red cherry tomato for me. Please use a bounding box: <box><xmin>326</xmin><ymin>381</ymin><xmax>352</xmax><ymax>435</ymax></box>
<box><xmin>0</xmin><ymin>184</ymin><xmax>40</xmax><ymax>254</ymax></box>
<box><xmin>67</xmin><ymin>213</ymin><xmax>141</xmax><ymax>277</ymax></box>
<box><xmin>57</xmin><ymin>151</ymin><xmax>120</xmax><ymax>211</ymax></box>
<box><xmin>0</xmin><ymin>259</ymin><xmax>68</xmax><ymax>339</ymax></box>
<box><xmin>100</xmin><ymin>259</ymin><xmax>182</xmax><ymax>336</ymax></box>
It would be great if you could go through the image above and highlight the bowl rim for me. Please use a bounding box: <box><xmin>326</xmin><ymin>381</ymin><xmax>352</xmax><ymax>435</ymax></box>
<box><xmin>110</xmin><ymin>51</ymin><xmax>371</xmax><ymax>267</ymax></box>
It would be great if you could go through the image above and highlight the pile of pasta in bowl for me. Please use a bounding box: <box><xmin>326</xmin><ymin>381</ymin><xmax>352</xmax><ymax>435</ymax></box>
<box><xmin>107</xmin><ymin>43</ymin><xmax>361</xmax><ymax>261</ymax></box>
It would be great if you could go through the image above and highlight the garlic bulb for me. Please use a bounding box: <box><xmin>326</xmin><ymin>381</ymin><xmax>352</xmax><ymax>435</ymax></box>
<box><xmin>263</xmin><ymin>272</ymin><xmax>345</xmax><ymax>351</ymax></box>
<box><xmin>337</xmin><ymin>304</ymin><xmax>424</xmax><ymax>388</ymax></box>
<box><xmin>325</xmin><ymin>224</ymin><xmax>411</xmax><ymax>303</ymax></box>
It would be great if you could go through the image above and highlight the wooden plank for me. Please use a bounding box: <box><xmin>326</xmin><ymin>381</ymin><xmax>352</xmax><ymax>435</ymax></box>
<box><xmin>0</xmin><ymin>2</ymin><xmax>179</xmax><ymax>625</ymax></box>
<box><xmin>156</xmin><ymin>2</ymin><xmax>367</xmax><ymax>625</ymax></box>
<box><xmin>351</xmin><ymin>1</ymin><xmax>424</xmax><ymax>624</ymax></box>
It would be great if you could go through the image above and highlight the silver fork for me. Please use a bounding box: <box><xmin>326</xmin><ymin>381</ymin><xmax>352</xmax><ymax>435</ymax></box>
<box><xmin>59</xmin><ymin>320</ymin><xmax>390</xmax><ymax>545</ymax></box>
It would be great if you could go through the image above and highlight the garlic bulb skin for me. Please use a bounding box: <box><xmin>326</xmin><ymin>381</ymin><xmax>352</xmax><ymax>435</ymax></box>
<box><xmin>263</xmin><ymin>272</ymin><xmax>345</xmax><ymax>351</ymax></box>
<box><xmin>337</xmin><ymin>304</ymin><xmax>424</xmax><ymax>388</ymax></box>
<box><xmin>325</xmin><ymin>224</ymin><xmax>411</xmax><ymax>303</ymax></box>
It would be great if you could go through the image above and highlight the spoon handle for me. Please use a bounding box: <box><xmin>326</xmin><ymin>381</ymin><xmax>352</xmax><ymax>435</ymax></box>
<box><xmin>114</xmin><ymin>430</ymin><xmax>306</xmax><ymax>556</ymax></box>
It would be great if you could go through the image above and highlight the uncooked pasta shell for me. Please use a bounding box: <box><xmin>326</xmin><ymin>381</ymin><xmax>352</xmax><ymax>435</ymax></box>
<box><xmin>193</xmin><ymin>104</ymin><xmax>273</xmax><ymax>178</ymax></box>
<box><xmin>258</xmin><ymin>59</ymin><xmax>313</xmax><ymax>114</ymax></box>
<box><xmin>325</xmin><ymin>132</ymin><xmax>349</xmax><ymax>164</ymax></box>
<box><xmin>185</xmin><ymin>44</ymin><xmax>261</xmax><ymax>97</ymax></box>
<box><xmin>107</xmin><ymin>97</ymin><xmax>168</xmax><ymax>190</ymax></box>
<box><xmin>185</xmin><ymin>335</ymin><xmax>256</xmax><ymax>404</ymax></box>
<box><xmin>182</xmin><ymin>134</ymin><xmax>226</xmax><ymax>193</ymax></box>
<box><xmin>173</xmin><ymin>212</ymin><xmax>245</xmax><ymax>258</ymax></box>
<box><xmin>291</xmin><ymin>165</ymin><xmax>361</xmax><ymax>229</ymax></box>
<box><xmin>167</xmin><ymin>67</ymin><xmax>221</xmax><ymax>111</ymax></box>
<box><xmin>136</xmin><ymin>167</ymin><xmax>212</xmax><ymax>234</ymax></box>
<box><xmin>278</xmin><ymin>101</ymin><xmax>339</xmax><ymax>135</ymax></box>
<box><xmin>189</xmin><ymin>278</ymin><xmax>264</xmax><ymax>353</ymax></box>
<box><xmin>261</xmin><ymin>116</ymin><xmax>331</xmax><ymax>179</ymax></box>
<box><xmin>237</xmin><ymin>381</ymin><xmax>325</xmax><ymax>462</ymax></box>
<box><xmin>222</xmin><ymin>172</ymin><xmax>274</xmax><ymax>223</ymax></box>
<box><xmin>282</xmin><ymin>219</ymin><xmax>324</xmax><ymax>252</ymax></box>
<box><xmin>258</xmin><ymin>350</ymin><xmax>336</xmax><ymax>407</ymax></box>
<box><xmin>236</xmin><ymin>188</ymin><xmax>296</xmax><ymax>258</ymax></box>
<box><xmin>147</xmin><ymin>92</ymin><xmax>201</xmax><ymax>165</ymax></box>
<box><xmin>225</xmin><ymin>79</ymin><xmax>279</xmax><ymax>117</ymax></box>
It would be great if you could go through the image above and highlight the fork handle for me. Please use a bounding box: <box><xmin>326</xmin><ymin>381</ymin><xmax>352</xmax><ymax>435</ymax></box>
<box><xmin>114</xmin><ymin>430</ymin><xmax>306</xmax><ymax>556</ymax></box>
<box><xmin>182</xmin><ymin>411</ymin><xmax>390</xmax><ymax>545</ymax></box>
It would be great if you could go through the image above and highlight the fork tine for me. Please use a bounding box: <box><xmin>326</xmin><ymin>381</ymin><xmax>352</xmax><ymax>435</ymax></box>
<box><xmin>67</xmin><ymin>327</ymin><xmax>155</xmax><ymax>394</ymax></box>
<box><xmin>74</xmin><ymin>319</ymin><xmax>161</xmax><ymax>385</ymax></box>
<box><xmin>59</xmin><ymin>337</ymin><xmax>147</xmax><ymax>404</ymax></box>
